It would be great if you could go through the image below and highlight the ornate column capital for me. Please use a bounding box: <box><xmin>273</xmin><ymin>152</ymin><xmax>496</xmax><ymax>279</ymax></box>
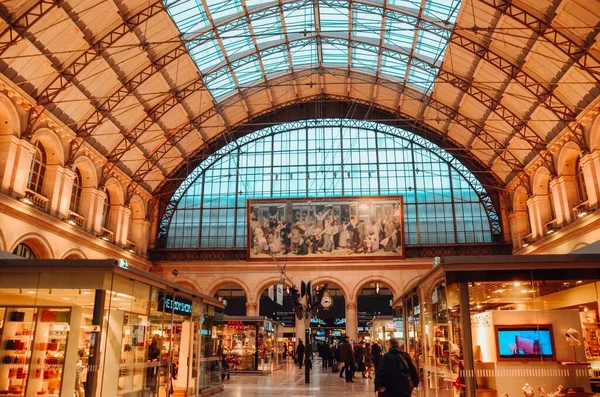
<box><xmin>345</xmin><ymin>301</ymin><xmax>357</xmax><ymax>311</ymax></box>
<box><xmin>246</xmin><ymin>302</ymin><xmax>258</xmax><ymax>310</ymax></box>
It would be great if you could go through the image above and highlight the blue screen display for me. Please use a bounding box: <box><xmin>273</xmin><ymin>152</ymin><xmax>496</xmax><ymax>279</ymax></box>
<box><xmin>497</xmin><ymin>327</ymin><xmax>554</xmax><ymax>358</ymax></box>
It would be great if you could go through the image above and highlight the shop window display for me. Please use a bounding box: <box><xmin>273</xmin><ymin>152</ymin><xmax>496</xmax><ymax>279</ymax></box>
<box><xmin>396</xmin><ymin>257</ymin><xmax>600</xmax><ymax>397</ymax></box>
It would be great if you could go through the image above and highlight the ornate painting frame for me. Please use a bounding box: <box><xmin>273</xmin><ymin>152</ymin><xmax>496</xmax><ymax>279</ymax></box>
<box><xmin>247</xmin><ymin>196</ymin><xmax>404</xmax><ymax>261</ymax></box>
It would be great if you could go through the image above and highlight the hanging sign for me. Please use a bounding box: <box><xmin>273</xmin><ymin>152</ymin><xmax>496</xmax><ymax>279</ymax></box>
<box><xmin>276</xmin><ymin>284</ymin><xmax>284</xmax><ymax>306</ymax></box>
<box><xmin>268</xmin><ymin>285</ymin><xmax>275</xmax><ymax>301</ymax></box>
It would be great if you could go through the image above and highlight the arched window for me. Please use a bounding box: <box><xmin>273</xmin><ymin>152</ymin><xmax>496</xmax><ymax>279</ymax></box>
<box><xmin>161</xmin><ymin>119</ymin><xmax>501</xmax><ymax>248</ymax></box>
<box><xmin>576</xmin><ymin>157</ymin><xmax>588</xmax><ymax>203</ymax></box>
<box><xmin>102</xmin><ymin>190</ymin><xmax>111</xmax><ymax>229</ymax></box>
<box><xmin>13</xmin><ymin>243</ymin><xmax>35</xmax><ymax>259</ymax></box>
<box><xmin>70</xmin><ymin>169</ymin><xmax>83</xmax><ymax>214</ymax></box>
<box><xmin>27</xmin><ymin>143</ymin><xmax>46</xmax><ymax>194</ymax></box>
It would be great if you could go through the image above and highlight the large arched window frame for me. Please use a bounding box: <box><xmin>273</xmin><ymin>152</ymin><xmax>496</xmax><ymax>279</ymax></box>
<box><xmin>70</xmin><ymin>169</ymin><xmax>83</xmax><ymax>214</ymax></box>
<box><xmin>160</xmin><ymin>119</ymin><xmax>501</xmax><ymax>248</ymax></box>
<box><xmin>27</xmin><ymin>143</ymin><xmax>46</xmax><ymax>195</ymax></box>
<box><xmin>13</xmin><ymin>243</ymin><xmax>35</xmax><ymax>259</ymax></box>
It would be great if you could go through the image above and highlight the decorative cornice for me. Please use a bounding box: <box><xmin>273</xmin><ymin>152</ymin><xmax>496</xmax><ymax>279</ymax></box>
<box><xmin>0</xmin><ymin>74</ymin><xmax>152</xmax><ymax>201</ymax></box>
<box><xmin>149</xmin><ymin>243</ymin><xmax>511</xmax><ymax>263</ymax></box>
<box><xmin>0</xmin><ymin>193</ymin><xmax>152</xmax><ymax>270</ymax></box>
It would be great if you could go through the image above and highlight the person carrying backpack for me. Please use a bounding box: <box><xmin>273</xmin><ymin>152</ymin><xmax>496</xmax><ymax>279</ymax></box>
<box><xmin>374</xmin><ymin>338</ymin><xmax>419</xmax><ymax>397</ymax></box>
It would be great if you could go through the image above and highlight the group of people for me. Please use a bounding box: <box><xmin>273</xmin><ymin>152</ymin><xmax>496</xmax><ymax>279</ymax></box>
<box><xmin>251</xmin><ymin>210</ymin><xmax>402</xmax><ymax>256</ymax></box>
<box><xmin>291</xmin><ymin>336</ymin><xmax>419</xmax><ymax>397</ymax></box>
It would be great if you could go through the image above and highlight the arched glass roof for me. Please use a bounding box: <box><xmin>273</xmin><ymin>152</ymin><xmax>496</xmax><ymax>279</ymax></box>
<box><xmin>165</xmin><ymin>0</ymin><xmax>460</xmax><ymax>100</ymax></box>
<box><xmin>160</xmin><ymin>118</ymin><xmax>500</xmax><ymax>248</ymax></box>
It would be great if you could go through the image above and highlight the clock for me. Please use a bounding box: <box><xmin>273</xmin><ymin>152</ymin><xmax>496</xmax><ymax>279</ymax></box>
<box><xmin>321</xmin><ymin>292</ymin><xmax>333</xmax><ymax>310</ymax></box>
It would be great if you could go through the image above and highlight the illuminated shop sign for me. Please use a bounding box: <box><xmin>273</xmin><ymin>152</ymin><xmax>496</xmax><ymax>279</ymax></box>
<box><xmin>158</xmin><ymin>294</ymin><xmax>193</xmax><ymax>316</ymax></box>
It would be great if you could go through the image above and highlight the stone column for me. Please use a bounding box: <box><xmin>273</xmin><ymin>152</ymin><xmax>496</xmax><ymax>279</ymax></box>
<box><xmin>80</xmin><ymin>187</ymin><xmax>100</xmax><ymax>232</ymax></box>
<box><xmin>90</xmin><ymin>189</ymin><xmax>107</xmax><ymax>235</ymax></box>
<box><xmin>509</xmin><ymin>211</ymin><xmax>529</xmax><ymax>250</ymax></box>
<box><xmin>246</xmin><ymin>301</ymin><xmax>258</xmax><ymax>316</ymax></box>
<box><xmin>549</xmin><ymin>178</ymin><xmax>564</xmax><ymax>225</ymax></box>
<box><xmin>345</xmin><ymin>301</ymin><xmax>358</xmax><ymax>342</ymax></box>
<box><xmin>551</xmin><ymin>176</ymin><xmax>578</xmax><ymax>225</ymax></box>
<box><xmin>0</xmin><ymin>136</ymin><xmax>35</xmax><ymax>196</ymax></box>
<box><xmin>580</xmin><ymin>152</ymin><xmax>600</xmax><ymax>207</ymax></box>
<box><xmin>110</xmin><ymin>205</ymin><xmax>131</xmax><ymax>245</ymax></box>
<box><xmin>42</xmin><ymin>165</ymin><xmax>75</xmax><ymax>218</ymax></box>
<box><xmin>130</xmin><ymin>219</ymin><xmax>151</xmax><ymax>256</ymax></box>
<box><xmin>527</xmin><ymin>195</ymin><xmax>551</xmax><ymax>238</ymax></box>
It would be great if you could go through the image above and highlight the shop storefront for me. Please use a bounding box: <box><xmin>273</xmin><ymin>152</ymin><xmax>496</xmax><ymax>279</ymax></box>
<box><xmin>215</xmin><ymin>316</ymin><xmax>279</xmax><ymax>374</ymax></box>
<box><xmin>394</xmin><ymin>255</ymin><xmax>600</xmax><ymax>397</ymax></box>
<box><xmin>0</xmin><ymin>259</ymin><xmax>224</xmax><ymax>397</ymax></box>
<box><xmin>368</xmin><ymin>316</ymin><xmax>401</xmax><ymax>345</ymax></box>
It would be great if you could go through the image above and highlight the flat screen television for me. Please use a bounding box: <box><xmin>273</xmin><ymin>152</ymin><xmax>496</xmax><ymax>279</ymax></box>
<box><xmin>495</xmin><ymin>325</ymin><xmax>556</xmax><ymax>361</ymax></box>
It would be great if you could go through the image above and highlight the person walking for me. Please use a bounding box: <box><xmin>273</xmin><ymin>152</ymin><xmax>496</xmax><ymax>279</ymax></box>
<box><xmin>338</xmin><ymin>336</ymin><xmax>355</xmax><ymax>383</ymax></box>
<box><xmin>322</xmin><ymin>341</ymin><xmax>331</xmax><ymax>369</ymax></box>
<box><xmin>364</xmin><ymin>343</ymin><xmax>374</xmax><ymax>379</ymax></box>
<box><xmin>296</xmin><ymin>339</ymin><xmax>306</xmax><ymax>369</ymax></box>
<box><xmin>372</xmin><ymin>341</ymin><xmax>383</xmax><ymax>372</ymax></box>
<box><xmin>374</xmin><ymin>338</ymin><xmax>419</xmax><ymax>397</ymax></box>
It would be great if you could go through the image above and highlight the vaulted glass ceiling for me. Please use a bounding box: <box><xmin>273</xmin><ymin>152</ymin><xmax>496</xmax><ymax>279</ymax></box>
<box><xmin>165</xmin><ymin>0</ymin><xmax>461</xmax><ymax>100</ymax></box>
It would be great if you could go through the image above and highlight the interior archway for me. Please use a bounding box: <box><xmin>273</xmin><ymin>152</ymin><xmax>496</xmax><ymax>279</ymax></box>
<box><xmin>214</xmin><ymin>283</ymin><xmax>248</xmax><ymax>316</ymax></box>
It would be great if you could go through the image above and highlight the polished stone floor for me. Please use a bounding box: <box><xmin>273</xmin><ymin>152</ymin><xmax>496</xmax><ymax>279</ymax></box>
<box><xmin>220</xmin><ymin>358</ymin><xmax>376</xmax><ymax>396</ymax></box>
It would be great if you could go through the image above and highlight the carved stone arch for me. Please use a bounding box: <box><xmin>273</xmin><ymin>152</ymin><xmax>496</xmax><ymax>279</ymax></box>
<box><xmin>72</xmin><ymin>156</ymin><xmax>99</xmax><ymax>188</ymax></box>
<box><xmin>572</xmin><ymin>242</ymin><xmax>589</xmax><ymax>252</ymax></box>
<box><xmin>399</xmin><ymin>275</ymin><xmax>423</xmax><ymax>297</ymax></box>
<box><xmin>556</xmin><ymin>141</ymin><xmax>582</xmax><ymax>177</ymax></box>
<box><xmin>61</xmin><ymin>248</ymin><xmax>87</xmax><ymax>259</ymax></box>
<box><xmin>531</xmin><ymin>167</ymin><xmax>552</xmax><ymax>196</ymax></box>
<box><xmin>513</xmin><ymin>185</ymin><xmax>529</xmax><ymax>212</ymax></box>
<box><xmin>588</xmin><ymin>113</ymin><xmax>600</xmax><ymax>153</ymax></box>
<box><xmin>351</xmin><ymin>276</ymin><xmax>399</xmax><ymax>302</ymax></box>
<box><xmin>310</xmin><ymin>276</ymin><xmax>351</xmax><ymax>302</ymax></box>
<box><xmin>10</xmin><ymin>233</ymin><xmax>54</xmax><ymax>259</ymax></box>
<box><xmin>207</xmin><ymin>278</ymin><xmax>251</xmax><ymax>300</ymax></box>
<box><xmin>129</xmin><ymin>195</ymin><xmax>146</xmax><ymax>221</ymax></box>
<box><xmin>175</xmin><ymin>279</ymin><xmax>202</xmax><ymax>293</ymax></box>
<box><xmin>253</xmin><ymin>277</ymin><xmax>294</xmax><ymax>305</ymax></box>
<box><xmin>30</xmin><ymin>127</ymin><xmax>64</xmax><ymax>166</ymax></box>
<box><xmin>0</xmin><ymin>93</ymin><xmax>21</xmax><ymax>137</ymax></box>
<box><xmin>104</xmin><ymin>177</ymin><xmax>125</xmax><ymax>205</ymax></box>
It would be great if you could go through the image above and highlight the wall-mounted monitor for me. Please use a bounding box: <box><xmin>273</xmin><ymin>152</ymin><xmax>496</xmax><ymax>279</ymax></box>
<box><xmin>495</xmin><ymin>325</ymin><xmax>556</xmax><ymax>361</ymax></box>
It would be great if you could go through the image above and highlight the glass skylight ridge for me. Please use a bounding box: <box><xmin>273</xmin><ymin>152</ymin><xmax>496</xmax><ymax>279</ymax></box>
<box><xmin>165</xmin><ymin>0</ymin><xmax>461</xmax><ymax>101</ymax></box>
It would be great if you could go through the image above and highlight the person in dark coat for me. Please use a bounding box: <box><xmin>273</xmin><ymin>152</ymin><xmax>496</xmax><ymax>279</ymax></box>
<box><xmin>372</xmin><ymin>341</ymin><xmax>383</xmax><ymax>372</ymax></box>
<box><xmin>321</xmin><ymin>342</ymin><xmax>331</xmax><ymax>369</ymax></box>
<box><xmin>338</xmin><ymin>336</ymin><xmax>355</xmax><ymax>383</ymax></box>
<box><xmin>374</xmin><ymin>338</ymin><xmax>419</xmax><ymax>397</ymax></box>
<box><xmin>296</xmin><ymin>339</ymin><xmax>306</xmax><ymax>369</ymax></box>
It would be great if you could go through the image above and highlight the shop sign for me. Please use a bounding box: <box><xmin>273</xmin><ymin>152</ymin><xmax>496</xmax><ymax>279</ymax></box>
<box><xmin>158</xmin><ymin>294</ymin><xmax>193</xmax><ymax>316</ymax></box>
<box><xmin>384</xmin><ymin>322</ymin><xmax>396</xmax><ymax>330</ymax></box>
<box><xmin>83</xmin><ymin>325</ymin><xmax>101</xmax><ymax>332</ymax></box>
<box><xmin>227</xmin><ymin>320</ymin><xmax>245</xmax><ymax>329</ymax></box>
<box><xmin>334</xmin><ymin>318</ymin><xmax>346</xmax><ymax>326</ymax></box>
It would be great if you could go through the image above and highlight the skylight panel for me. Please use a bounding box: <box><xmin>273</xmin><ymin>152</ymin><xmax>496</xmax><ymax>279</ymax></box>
<box><xmin>386</xmin><ymin>0</ymin><xmax>421</xmax><ymax>11</ymax></box>
<box><xmin>251</xmin><ymin>11</ymin><xmax>284</xmax><ymax>46</ymax></box>
<box><xmin>189</xmin><ymin>34</ymin><xmax>226</xmax><ymax>73</ymax></box>
<box><xmin>205</xmin><ymin>69</ymin><xmax>237</xmax><ymax>99</ymax></box>
<box><xmin>385</xmin><ymin>14</ymin><xmax>416</xmax><ymax>49</ymax></box>
<box><xmin>205</xmin><ymin>0</ymin><xmax>243</xmax><ymax>22</ymax></box>
<box><xmin>220</xmin><ymin>24</ymin><xmax>253</xmax><ymax>58</ymax></box>
<box><xmin>233</xmin><ymin>58</ymin><xmax>263</xmax><ymax>87</ymax></box>
<box><xmin>283</xmin><ymin>2</ymin><xmax>315</xmax><ymax>35</ymax></box>
<box><xmin>380</xmin><ymin>54</ymin><xmax>407</xmax><ymax>81</ymax></box>
<box><xmin>319</xmin><ymin>0</ymin><xmax>349</xmax><ymax>34</ymax></box>
<box><xmin>245</xmin><ymin>0</ymin><xmax>265</xmax><ymax>10</ymax></box>
<box><xmin>351</xmin><ymin>46</ymin><xmax>379</xmax><ymax>71</ymax></box>
<box><xmin>165</xmin><ymin>0</ymin><xmax>210</xmax><ymax>34</ymax></box>
<box><xmin>424</xmin><ymin>0</ymin><xmax>461</xmax><ymax>22</ymax></box>
<box><xmin>261</xmin><ymin>49</ymin><xmax>290</xmax><ymax>76</ymax></box>
<box><xmin>407</xmin><ymin>64</ymin><xmax>436</xmax><ymax>91</ymax></box>
<box><xmin>352</xmin><ymin>6</ymin><xmax>383</xmax><ymax>42</ymax></box>
<box><xmin>290</xmin><ymin>39</ymin><xmax>318</xmax><ymax>68</ymax></box>
<box><xmin>415</xmin><ymin>28</ymin><xmax>446</xmax><ymax>61</ymax></box>
<box><xmin>322</xmin><ymin>40</ymin><xmax>348</xmax><ymax>66</ymax></box>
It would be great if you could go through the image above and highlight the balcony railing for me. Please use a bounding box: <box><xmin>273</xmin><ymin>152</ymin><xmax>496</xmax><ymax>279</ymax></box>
<box><xmin>24</xmin><ymin>188</ymin><xmax>49</xmax><ymax>212</ymax></box>
<box><xmin>99</xmin><ymin>227</ymin><xmax>115</xmax><ymax>242</ymax></box>
<box><xmin>66</xmin><ymin>211</ymin><xmax>86</xmax><ymax>228</ymax></box>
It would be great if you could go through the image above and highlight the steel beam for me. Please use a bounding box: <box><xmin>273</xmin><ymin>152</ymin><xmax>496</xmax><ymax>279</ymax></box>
<box><xmin>0</xmin><ymin>0</ymin><xmax>57</xmax><ymax>56</ymax></box>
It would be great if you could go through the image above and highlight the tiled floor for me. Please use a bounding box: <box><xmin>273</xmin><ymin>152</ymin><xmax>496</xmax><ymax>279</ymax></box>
<box><xmin>220</xmin><ymin>358</ymin><xmax>376</xmax><ymax>396</ymax></box>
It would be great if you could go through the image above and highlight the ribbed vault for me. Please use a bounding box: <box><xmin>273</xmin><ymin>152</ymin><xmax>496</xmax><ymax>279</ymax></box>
<box><xmin>0</xmin><ymin>0</ymin><xmax>598</xmax><ymax>206</ymax></box>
